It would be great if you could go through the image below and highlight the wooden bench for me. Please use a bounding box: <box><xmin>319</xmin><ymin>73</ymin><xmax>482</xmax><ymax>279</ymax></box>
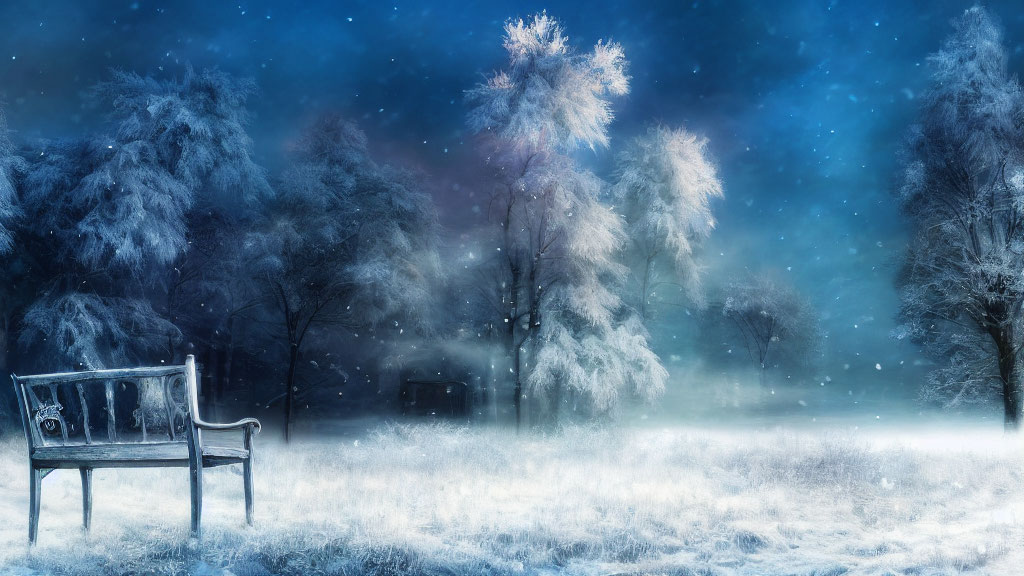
<box><xmin>11</xmin><ymin>355</ymin><xmax>260</xmax><ymax>543</ymax></box>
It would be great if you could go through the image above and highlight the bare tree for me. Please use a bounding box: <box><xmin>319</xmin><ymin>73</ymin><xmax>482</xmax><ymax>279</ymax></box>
<box><xmin>251</xmin><ymin>114</ymin><xmax>440</xmax><ymax>441</ymax></box>
<box><xmin>723</xmin><ymin>273</ymin><xmax>820</xmax><ymax>388</ymax></box>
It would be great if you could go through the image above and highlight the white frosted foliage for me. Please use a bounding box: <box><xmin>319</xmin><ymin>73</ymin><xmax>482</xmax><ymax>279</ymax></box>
<box><xmin>614</xmin><ymin>125</ymin><xmax>723</xmax><ymax>314</ymax></box>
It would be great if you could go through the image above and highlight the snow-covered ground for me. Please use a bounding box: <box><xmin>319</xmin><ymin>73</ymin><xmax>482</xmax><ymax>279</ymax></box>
<box><xmin>0</xmin><ymin>423</ymin><xmax>1021</xmax><ymax>575</ymax></box>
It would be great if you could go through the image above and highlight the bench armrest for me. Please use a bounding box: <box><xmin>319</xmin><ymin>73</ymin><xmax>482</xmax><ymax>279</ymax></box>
<box><xmin>193</xmin><ymin>417</ymin><xmax>261</xmax><ymax>435</ymax></box>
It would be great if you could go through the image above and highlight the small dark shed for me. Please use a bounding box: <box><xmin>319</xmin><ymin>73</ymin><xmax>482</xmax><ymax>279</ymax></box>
<box><xmin>399</xmin><ymin>380</ymin><xmax>469</xmax><ymax>418</ymax></box>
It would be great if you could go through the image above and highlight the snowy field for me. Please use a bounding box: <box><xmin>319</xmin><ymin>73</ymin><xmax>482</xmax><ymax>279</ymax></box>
<box><xmin>0</xmin><ymin>423</ymin><xmax>1021</xmax><ymax>576</ymax></box>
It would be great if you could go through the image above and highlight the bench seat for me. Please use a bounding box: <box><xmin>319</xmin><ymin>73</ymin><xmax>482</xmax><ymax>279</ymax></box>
<box><xmin>32</xmin><ymin>443</ymin><xmax>249</xmax><ymax>469</ymax></box>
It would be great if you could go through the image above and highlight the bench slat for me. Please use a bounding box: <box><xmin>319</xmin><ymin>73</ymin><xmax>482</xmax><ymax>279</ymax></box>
<box><xmin>17</xmin><ymin>366</ymin><xmax>187</xmax><ymax>384</ymax></box>
<box><xmin>76</xmin><ymin>383</ymin><xmax>92</xmax><ymax>445</ymax></box>
<box><xmin>105</xmin><ymin>380</ymin><xmax>116</xmax><ymax>442</ymax></box>
<box><xmin>31</xmin><ymin>443</ymin><xmax>248</xmax><ymax>469</ymax></box>
<box><xmin>140</xmin><ymin>403</ymin><xmax>147</xmax><ymax>442</ymax></box>
<box><xmin>23</xmin><ymin>385</ymin><xmax>47</xmax><ymax>445</ymax></box>
<box><xmin>163</xmin><ymin>374</ymin><xmax>188</xmax><ymax>441</ymax></box>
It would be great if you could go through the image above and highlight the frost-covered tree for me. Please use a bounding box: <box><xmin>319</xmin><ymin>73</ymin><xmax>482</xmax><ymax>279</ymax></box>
<box><xmin>14</xmin><ymin>68</ymin><xmax>269</xmax><ymax>371</ymax></box>
<box><xmin>895</xmin><ymin>7</ymin><xmax>1024</xmax><ymax>429</ymax></box>
<box><xmin>93</xmin><ymin>68</ymin><xmax>270</xmax><ymax>207</ymax></box>
<box><xmin>0</xmin><ymin>108</ymin><xmax>24</xmax><ymax>254</ymax></box>
<box><xmin>20</xmin><ymin>293</ymin><xmax>177</xmax><ymax>371</ymax></box>
<box><xmin>15</xmin><ymin>138</ymin><xmax>181</xmax><ymax>370</ymax></box>
<box><xmin>525</xmin><ymin>167</ymin><xmax>666</xmax><ymax>415</ymax></box>
<box><xmin>614</xmin><ymin>125</ymin><xmax>723</xmax><ymax>320</ymax></box>
<box><xmin>251</xmin><ymin>114</ymin><xmax>440</xmax><ymax>441</ymax></box>
<box><xmin>468</xmin><ymin>13</ymin><xmax>664</xmax><ymax>425</ymax></box>
<box><xmin>723</xmin><ymin>273</ymin><xmax>820</xmax><ymax>387</ymax></box>
<box><xmin>78</xmin><ymin>68</ymin><xmax>269</xmax><ymax>270</ymax></box>
<box><xmin>0</xmin><ymin>108</ymin><xmax>26</xmax><ymax>381</ymax></box>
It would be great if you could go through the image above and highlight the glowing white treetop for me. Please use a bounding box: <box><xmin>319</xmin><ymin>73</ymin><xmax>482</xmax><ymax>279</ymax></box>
<box><xmin>614</xmin><ymin>126</ymin><xmax>723</xmax><ymax>318</ymax></box>
<box><xmin>895</xmin><ymin>7</ymin><xmax>1024</xmax><ymax>429</ymax></box>
<box><xmin>468</xmin><ymin>12</ymin><xmax>629</xmax><ymax>152</ymax></box>
<box><xmin>468</xmin><ymin>13</ymin><xmax>664</xmax><ymax>422</ymax></box>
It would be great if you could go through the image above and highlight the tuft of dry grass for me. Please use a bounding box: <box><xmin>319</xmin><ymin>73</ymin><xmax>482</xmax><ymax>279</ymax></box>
<box><xmin>0</xmin><ymin>423</ymin><xmax>1021</xmax><ymax>575</ymax></box>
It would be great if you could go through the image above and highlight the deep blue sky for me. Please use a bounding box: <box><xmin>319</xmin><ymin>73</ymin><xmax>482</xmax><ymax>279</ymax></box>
<box><xmin>2</xmin><ymin>1</ymin><xmax>1022</xmax><ymax>421</ymax></box>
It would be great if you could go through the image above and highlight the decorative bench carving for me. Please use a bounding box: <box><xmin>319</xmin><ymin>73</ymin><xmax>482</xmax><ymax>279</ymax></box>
<box><xmin>11</xmin><ymin>355</ymin><xmax>260</xmax><ymax>543</ymax></box>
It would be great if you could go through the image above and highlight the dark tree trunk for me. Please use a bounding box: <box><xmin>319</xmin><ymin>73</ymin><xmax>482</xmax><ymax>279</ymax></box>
<box><xmin>522</xmin><ymin>256</ymin><xmax>543</xmax><ymax>432</ymax></box>
<box><xmin>212</xmin><ymin>315</ymin><xmax>235</xmax><ymax>419</ymax></box>
<box><xmin>506</xmin><ymin>262</ymin><xmax>523</xmax><ymax>432</ymax></box>
<box><xmin>201</xmin><ymin>347</ymin><xmax>214</xmax><ymax>414</ymax></box>
<box><xmin>166</xmin><ymin>289</ymin><xmax>178</xmax><ymax>363</ymax></box>
<box><xmin>549</xmin><ymin>379</ymin><xmax>561</xmax><ymax>426</ymax></box>
<box><xmin>223</xmin><ymin>317</ymin><xmax>236</xmax><ymax>407</ymax></box>
<box><xmin>513</xmin><ymin>343</ymin><xmax>522</xmax><ymax>432</ymax></box>
<box><xmin>996</xmin><ymin>332</ymin><xmax>1022</xmax><ymax>431</ymax></box>
<box><xmin>284</xmin><ymin>342</ymin><xmax>298</xmax><ymax>443</ymax></box>
<box><xmin>528</xmin><ymin>262</ymin><xmax>540</xmax><ymax>334</ymax></box>
<box><xmin>0</xmin><ymin>312</ymin><xmax>8</xmax><ymax>376</ymax></box>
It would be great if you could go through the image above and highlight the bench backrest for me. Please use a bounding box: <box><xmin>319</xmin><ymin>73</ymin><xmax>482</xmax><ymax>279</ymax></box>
<box><xmin>11</xmin><ymin>355</ymin><xmax>202</xmax><ymax>451</ymax></box>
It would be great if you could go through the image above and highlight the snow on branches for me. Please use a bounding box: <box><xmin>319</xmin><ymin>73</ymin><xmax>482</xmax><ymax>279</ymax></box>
<box><xmin>467</xmin><ymin>13</ymin><xmax>664</xmax><ymax>421</ymax></box>
<box><xmin>0</xmin><ymin>108</ymin><xmax>25</xmax><ymax>253</ymax></box>
<box><xmin>12</xmin><ymin>68</ymin><xmax>271</xmax><ymax>370</ymax></box>
<box><xmin>614</xmin><ymin>125</ymin><xmax>723</xmax><ymax>316</ymax></box>
<box><xmin>896</xmin><ymin>6</ymin><xmax>1024</xmax><ymax>426</ymax></box>
<box><xmin>468</xmin><ymin>12</ymin><xmax>629</xmax><ymax>153</ymax></box>
<box><xmin>19</xmin><ymin>293</ymin><xmax>177</xmax><ymax>371</ymax></box>
<box><xmin>723</xmin><ymin>272</ymin><xmax>820</xmax><ymax>383</ymax></box>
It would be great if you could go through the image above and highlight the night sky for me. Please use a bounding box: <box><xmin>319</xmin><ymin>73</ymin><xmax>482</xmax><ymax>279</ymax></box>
<box><xmin>3</xmin><ymin>0</ymin><xmax>1022</xmax><ymax>423</ymax></box>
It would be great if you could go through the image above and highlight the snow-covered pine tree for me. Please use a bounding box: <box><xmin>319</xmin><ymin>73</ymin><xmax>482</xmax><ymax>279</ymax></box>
<box><xmin>16</xmin><ymin>138</ymin><xmax>180</xmax><ymax>370</ymax></box>
<box><xmin>16</xmin><ymin>68</ymin><xmax>270</xmax><ymax>371</ymax></box>
<box><xmin>131</xmin><ymin>68</ymin><xmax>273</xmax><ymax>386</ymax></box>
<box><xmin>76</xmin><ymin>68</ymin><xmax>270</xmax><ymax>270</ymax></box>
<box><xmin>614</xmin><ymin>125</ymin><xmax>723</xmax><ymax>320</ymax></box>
<box><xmin>94</xmin><ymin>68</ymin><xmax>270</xmax><ymax>207</ymax></box>
<box><xmin>468</xmin><ymin>13</ymin><xmax>665</xmax><ymax>425</ymax></box>
<box><xmin>895</xmin><ymin>7</ymin><xmax>1024</xmax><ymax>429</ymax></box>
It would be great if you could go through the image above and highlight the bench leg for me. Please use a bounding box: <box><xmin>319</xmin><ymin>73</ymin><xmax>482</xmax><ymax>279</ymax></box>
<box><xmin>189</xmin><ymin>460</ymin><xmax>203</xmax><ymax>539</ymax></box>
<box><xmin>243</xmin><ymin>424</ymin><xmax>255</xmax><ymax>526</ymax></box>
<box><xmin>80</xmin><ymin>467</ymin><xmax>93</xmax><ymax>531</ymax></box>
<box><xmin>243</xmin><ymin>458</ymin><xmax>254</xmax><ymax>526</ymax></box>
<box><xmin>28</xmin><ymin>467</ymin><xmax>41</xmax><ymax>544</ymax></box>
